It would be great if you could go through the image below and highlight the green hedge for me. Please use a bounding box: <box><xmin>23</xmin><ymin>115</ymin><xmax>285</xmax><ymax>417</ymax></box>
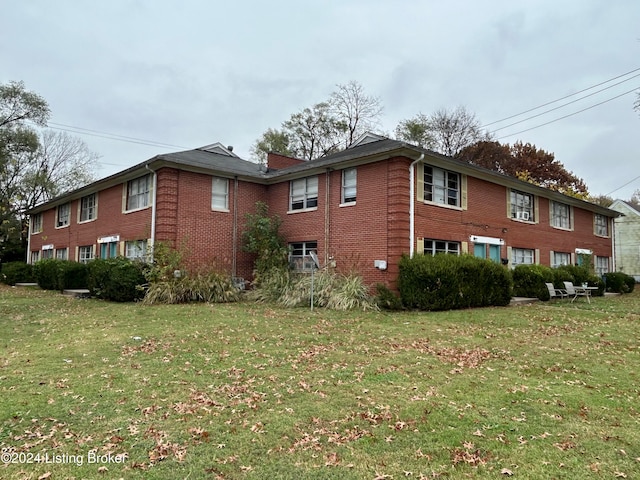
<box><xmin>398</xmin><ymin>254</ymin><xmax>513</xmax><ymax>311</ymax></box>
<box><xmin>32</xmin><ymin>259</ymin><xmax>88</xmax><ymax>291</ymax></box>
<box><xmin>511</xmin><ymin>264</ymin><xmax>605</xmax><ymax>300</ymax></box>
<box><xmin>87</xmin><ymin>257</ymin><xmax>146</xmax><ymax>302</ymax></box>
<box><xmin>0</xmin><ymin>262</ymin><xmax>35</xmax><ymax>285</ymax></box>
<box><xmin>604</xmin><ymin>272</ymin><xmax>636</xmax><ymax>293</ymax></box>
<box><xmin>512</xmin><ymin>264</ymin><xmax>555</xmax><ymax>300</ymax></box>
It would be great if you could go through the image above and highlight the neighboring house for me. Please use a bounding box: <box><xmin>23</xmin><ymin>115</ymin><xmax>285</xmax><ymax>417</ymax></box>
<box><xmin>27</xmin><ymin>134</ymin><xmax>620</xmax><ymax>288</ymax></box>
<box><xmin>609</xmin><ymin>200</ymin><xmax>640</xmax><ymax>281</ymax></box>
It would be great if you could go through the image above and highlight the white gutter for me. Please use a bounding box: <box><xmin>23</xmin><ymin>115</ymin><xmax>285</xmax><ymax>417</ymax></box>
<box><xmin>409</xmin><ymin>153</ymin><xmax>424</xmax><ymax>257</ymax></box>
<box><xmin>145</xmin><ymin>165</ymin><xmax>157</xmax><ymax>258</ymax></box>
<box><xmin>611</xmin><ymin>217</ymin><xmax>616</xmax><ymax>273</ymax></box>
<box><xmin>26</xmin><ymin>218</ymin><xmax>32</xmax><ymax>264</ymax></box>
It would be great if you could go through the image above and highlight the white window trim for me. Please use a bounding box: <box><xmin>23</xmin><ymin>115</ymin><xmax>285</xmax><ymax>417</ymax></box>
<box><xmin>509</xmin><ymin>190</ymin><xmax>536</xmax><ymax>223</ymax></box>
<box><xmin>78</xmin><ymin>245</ymin><xmax>95</xmax><ymax>264</ymax></box>
<box><xmin>341</xmin><ymin>168</ymin><xmax>357</xmax><ymax>206</ymax></box>
<box><xmin>550</xmin><ymin>201</ymin><xmax>572</xmax><ymax>231</ymax></box>
<box><xmin>55</xmin><ymin>203</ymin><xmax>71</xmax><ymax>229</ymax></box>
<box><xmin>78</xmin><ymin>193</ymin><xmax>98</xmax><ymax>224</ymax></box>
<box><xmin>31</xmin><ymin>213</ymin><xmax>43</xmax><ymax>234</ymax></box>
<box><xmin>123</xmin><ymin>174</ymin><xmax>152</xmax><ymax>213</ymax></box>
<box><xmin>423</xmin><ymin>165</ymin><xmax>461</xmax><ymax>208</ymax></box>
<box><xmin>594</xmin><ymin>214</ymin><xmax>609</xmax><ymax>237</ymax></box>
<box><xmin>211</xmin><ymin>177</ymin><xmax>230</xmax><ymax>212</ymax></box>
<box><xmin>289</xmin><ymin>176</ymin><xmax>318</xmax><ymax>212</ymax></box>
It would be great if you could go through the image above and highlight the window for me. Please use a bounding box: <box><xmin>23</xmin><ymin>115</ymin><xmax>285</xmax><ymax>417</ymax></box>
<box><xmin>290</xmin><ymin>177</ymin><xmax>318</xmax><ymax>211</ymax></box>
<box><xmin>31</xmin><ymin>251</ymin><xmax>40</xmax><ymax>263</ymax></box>
<box><xmin>126</xmin><ymin>174</ymin><xmax>151</xmax><ymax>211</ymax></box>
<box><xmin>56</xmin><ymin>248</ymin><xmax>68</xmax><ymax>260</ymax></box>
<box><xmin>595</xmin><ymin>256</ymin><xmax>609</xmax><ymax>276</ymax></box>
<box><xmin>341</xmin><ymin>168</ymin><xmax>357</xmax><ymax>204</ymax></box>
<box><xmin>510</xmin><ymin>190</ymin><xmax>534</xmax><ymax>221</ymax></box>
<box><xmin>594</xmin><ymin>214</ymin><xmax>609</xmax><ymax>237</ymax></box>
<box><xmin>424</xmin><ymin>239</ymin><xmax>460</xmax><ymax>256</ymax></box>
<box><xmin>552</xmin><ymin>251</ymin><xmax>570</xmax><ymax>268</ymax></box>
<box><xmin>511</xmin><ymin>248</ymin><xmax>534</xmax><ymax>266</ymax></box>
<box><xmin>211</xmin><ymin>177</ymin><xmax>229</xmax><ymax>210</ymax></box>
<box><xmin>551</xmin><ymin>201</ymin><xmax>571</xmax><ymax>229</ymax></box>
<box><xmin>79</xmin><ymin>245</ymin><xmax>94</xmax><ymax>264</ymax></box>
<box><xmin>125</xmin><ymin>240</ymin><xmax>148</xmax><ymax>261</ymax></box>
<box><xmin>79</xmin><ymin>194</ymin><xmax>97</xmax><ymax>222</ymax></box>
<box><xmin>31</xmin><ymin>213</ymin><xmax>42</xmax><ymax>234</ymax></box>
<box><xmin>42</xmin><ymin>247</ymin><xmax>54</xmax><ymax>259</ymax></box>
<box><xmin>289</xmin><ymin>241</ymin><xmax>318</xmax><ymax>271</ymax></box>
<box><xmin>56</xmin><ymin>203</ymin><xmax>70</xmax><ymax>228</ymax></box>
<box><xmin>100</xmin><ymin>242</ymin><xmax>118</xmax><ymax>259</ymax></box>
<box><xmin>424</xmin><ymin>166</ymin><xmax>460</xmax><ymax>207</ymax></box>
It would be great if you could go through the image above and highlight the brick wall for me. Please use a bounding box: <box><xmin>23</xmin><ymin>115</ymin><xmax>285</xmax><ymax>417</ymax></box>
<box><xmin>29</xmin><ymin>178</ymin><xmax>152</xmax><ymax>261</ymax></box>
<box><xmin>414</xmin><ymin>173</ymin><xmax>613</xmax><ymax>265</ymax></box>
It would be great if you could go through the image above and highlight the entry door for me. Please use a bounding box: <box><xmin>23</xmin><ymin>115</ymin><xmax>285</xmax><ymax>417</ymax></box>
<box><xmin>489</xmin><ymin>244</ymin><xmax>501</xmax><ymax>263</ymax></box>
<box><xmin>474</xmin><ymin>243</ymin><xmax>486</xmax><ymax>259</ymax></box>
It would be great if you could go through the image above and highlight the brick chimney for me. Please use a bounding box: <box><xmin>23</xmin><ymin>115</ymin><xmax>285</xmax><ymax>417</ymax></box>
<box><xmin>267</xmin><ymin>152</ymin><xmax>306</xmax><ymax>170</ymax></box>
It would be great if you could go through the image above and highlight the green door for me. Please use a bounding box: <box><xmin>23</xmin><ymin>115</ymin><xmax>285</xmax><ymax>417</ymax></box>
<box><xmin>489</xmin><ymin>244</ymin><xmax>501</xmax><ymax>263</ymax></box>
<box><xmin>474</xmin><ymin>243</ymin><xmax>486</xmax><ymax>259</ymax></box>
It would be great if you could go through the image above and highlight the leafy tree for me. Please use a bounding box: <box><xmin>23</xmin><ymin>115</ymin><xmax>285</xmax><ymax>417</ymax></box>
<box><xmin>282</xmin><ymin>102</ymin><xmax>346</xmax><ymax>161</ymax></box>
<box><xmin>0</xmin><ymin>81</ymin><xmax>98</xmax><ymax>261</ymax></box>
<box><xmin>458</xmin><ymin>140</ymin><xmax>589</xmax><ymax>198</ymax></box>
<box><xmin>250</xmin><ymin>128</ymin><xmax>293</xmax><ymax>165</ymax></box>
<box><xmin>587</xmin><ymin>194</ymin><xmax>614</xmax><ymax>207</ymax></box>
<box><xmin>394</xmin><ymin>113</ymin><xmax>436</xmax><ymax>149</ymax></box>
<box><xmin>242</xmin><ymin>202</ymin><xmax>289</xmax><ymax>281</ymax></box>
<box><xmin>395</xmin><ymin>106</ymin><xmax>489</xmax><ymax>156</ymax></box>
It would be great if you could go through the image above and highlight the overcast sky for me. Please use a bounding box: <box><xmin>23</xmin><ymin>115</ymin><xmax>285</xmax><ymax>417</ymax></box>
<box><xmin>3</xmin><ymin>0</ymin><xmax>640</xmax><ymax>200</ymax></box>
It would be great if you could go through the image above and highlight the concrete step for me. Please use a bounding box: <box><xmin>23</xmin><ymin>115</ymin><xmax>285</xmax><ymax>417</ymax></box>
<box><xmin>62</xmin><ymin>289</ymin><xmax>91</xmax><ymax>298</ymax></box>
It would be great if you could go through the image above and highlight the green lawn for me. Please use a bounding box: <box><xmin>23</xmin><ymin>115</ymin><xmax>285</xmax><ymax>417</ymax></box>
<box><xmin>1</xmin><ymin>285</ymin><xmax>639</xmax><ymax>479</ymax></box>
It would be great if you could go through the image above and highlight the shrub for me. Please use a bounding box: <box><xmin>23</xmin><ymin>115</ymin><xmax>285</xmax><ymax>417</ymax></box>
<box><xmin>375</xmin><ymin>283</ymin><xmax>403</xmax><ymax>311</ymax></box>
<box><xmin>87</xmin><ymin>258</ymin><xmax>146</xmax><ymax>302</ymax></box>
<box><xmin>512</xmin><ymin>264</ymin><xmax>555</xmax><ymax>300</ymax></box>
<box><xmin>32</xmin><ymin>259</ymin><xmax>88</xmax><ymax>291</ymax></box>
<box><xmin>603</xmin><ymin>272</ymin><xmax>636</xmax><ymax>293</ymax></box>
<box><xmin>248</xmin><ymin>267</ymin><xmax>377</xmax><ymax>311</ymax></box>
<box><xmin>0</xmin><ymin>262</ymin><xmax>34</xmax><ymax>285</ymax></box>
<box><xmin>398</xmin><ymin>254</ymin><xmax>512</xmax><ymax>311</ymax></box>
<box><xmin>554</xmin><ymin>264</ymin><xmax>604</xmax><ymax>296</ymax></box>
<box><xmin>245</xmin><ymin>267</ymin><xmax>291</xmax><ymax>303</ymax></box>
<box><xmin>142</xmin><ymin>271</ymin><xmax>240</xmax><ymax>305</ymax></box>
<box><xmin>275</xmin><ymin>270</ymin><xmax>377</xmax><ymax>311</ymax></box>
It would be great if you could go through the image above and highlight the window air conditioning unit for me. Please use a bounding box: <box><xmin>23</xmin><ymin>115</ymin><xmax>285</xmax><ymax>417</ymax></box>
<box><xmin>516</xmin><ymin>211</ymin><xmax>530</xmax><ymax>221</ymax></box>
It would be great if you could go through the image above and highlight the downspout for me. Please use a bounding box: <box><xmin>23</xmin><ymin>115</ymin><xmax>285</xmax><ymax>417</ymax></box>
<box><xmin>232</xmin><ymin>176</ymin><xmax>238</xmax><ymax>278</ymax></box>
<box><xmin>325</xmin><ymin>168</ymin><xmax>331</xmax><ymax>266</ymax></box>
<box><xmin>26</xmin><ymin>216</ymin><xmax>32</xmax><ymax>264</ymax></box>
<box><xmin>409</xmin><ymin>153</ymin><xmax>424</xmax><ymax>257</ymax></box>
<box><xmin>145</xmin><ymin>165</ymin><xmax>157</xmax><ymax>259</ymax></box>
<box><xmin>611</xmin><ymin>216</ymin><xmax>616</xmax><ymax>273</ymax></box>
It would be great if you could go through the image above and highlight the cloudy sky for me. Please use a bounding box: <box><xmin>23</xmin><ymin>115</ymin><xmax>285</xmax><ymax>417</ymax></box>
<box><xmin>4</xmin><ymin>0</ymin><xmax>640</xmax><ymax>200</ymax></box>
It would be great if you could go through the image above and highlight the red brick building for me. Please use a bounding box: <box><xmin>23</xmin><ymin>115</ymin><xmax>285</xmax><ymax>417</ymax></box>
<box><xmin>27</xmin><ymin>135</ymin><xmax>619</xmax><ymax>287</ymax></box>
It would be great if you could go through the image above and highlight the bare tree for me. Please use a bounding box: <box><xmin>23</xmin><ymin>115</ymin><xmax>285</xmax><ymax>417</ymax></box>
<box><xmin>330</xmin><ymin>80</ymin><xmax>383</xmax><ymax>147</ymax></box>
<box><xmin>395</xmin><ymin>106</ymin><xmax>490</xmax><ymax>156</ymax></box>
<box><xmin>20</xmin><ymin>130</ymin><xmax>98</xmax><ymax>211</ymax></box>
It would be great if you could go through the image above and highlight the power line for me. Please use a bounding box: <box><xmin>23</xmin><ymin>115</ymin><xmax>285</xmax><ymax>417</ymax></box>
<box><xmin>48</xmin><ymin>121</ymin><xmax>188</xmax><ymax>150</ymax></box>
<box><xmin>495</xmin><ymin>86</ymin><xmax>639</xmax><ymax>140</ymax></box>
<box><xmin>489</xmin><ymin>73</ymin><xmax>640</xmax><ymax>134</ymax></box>
<box><xmin>483</xmin><ymin>66</ymin><xmax>640</xmax><ymax>128</ymax></box>
<box><xmin>605</xmin><ymin>174</ymin><xmax>640</xmax><ymax>197</ymax></box>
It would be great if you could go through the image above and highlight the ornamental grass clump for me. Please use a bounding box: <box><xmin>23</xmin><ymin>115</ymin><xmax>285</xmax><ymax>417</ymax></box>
<box><xmin>249</xmin><ymin>268</ymin><xmax>378</xmax><ymax>311</ymax></box>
